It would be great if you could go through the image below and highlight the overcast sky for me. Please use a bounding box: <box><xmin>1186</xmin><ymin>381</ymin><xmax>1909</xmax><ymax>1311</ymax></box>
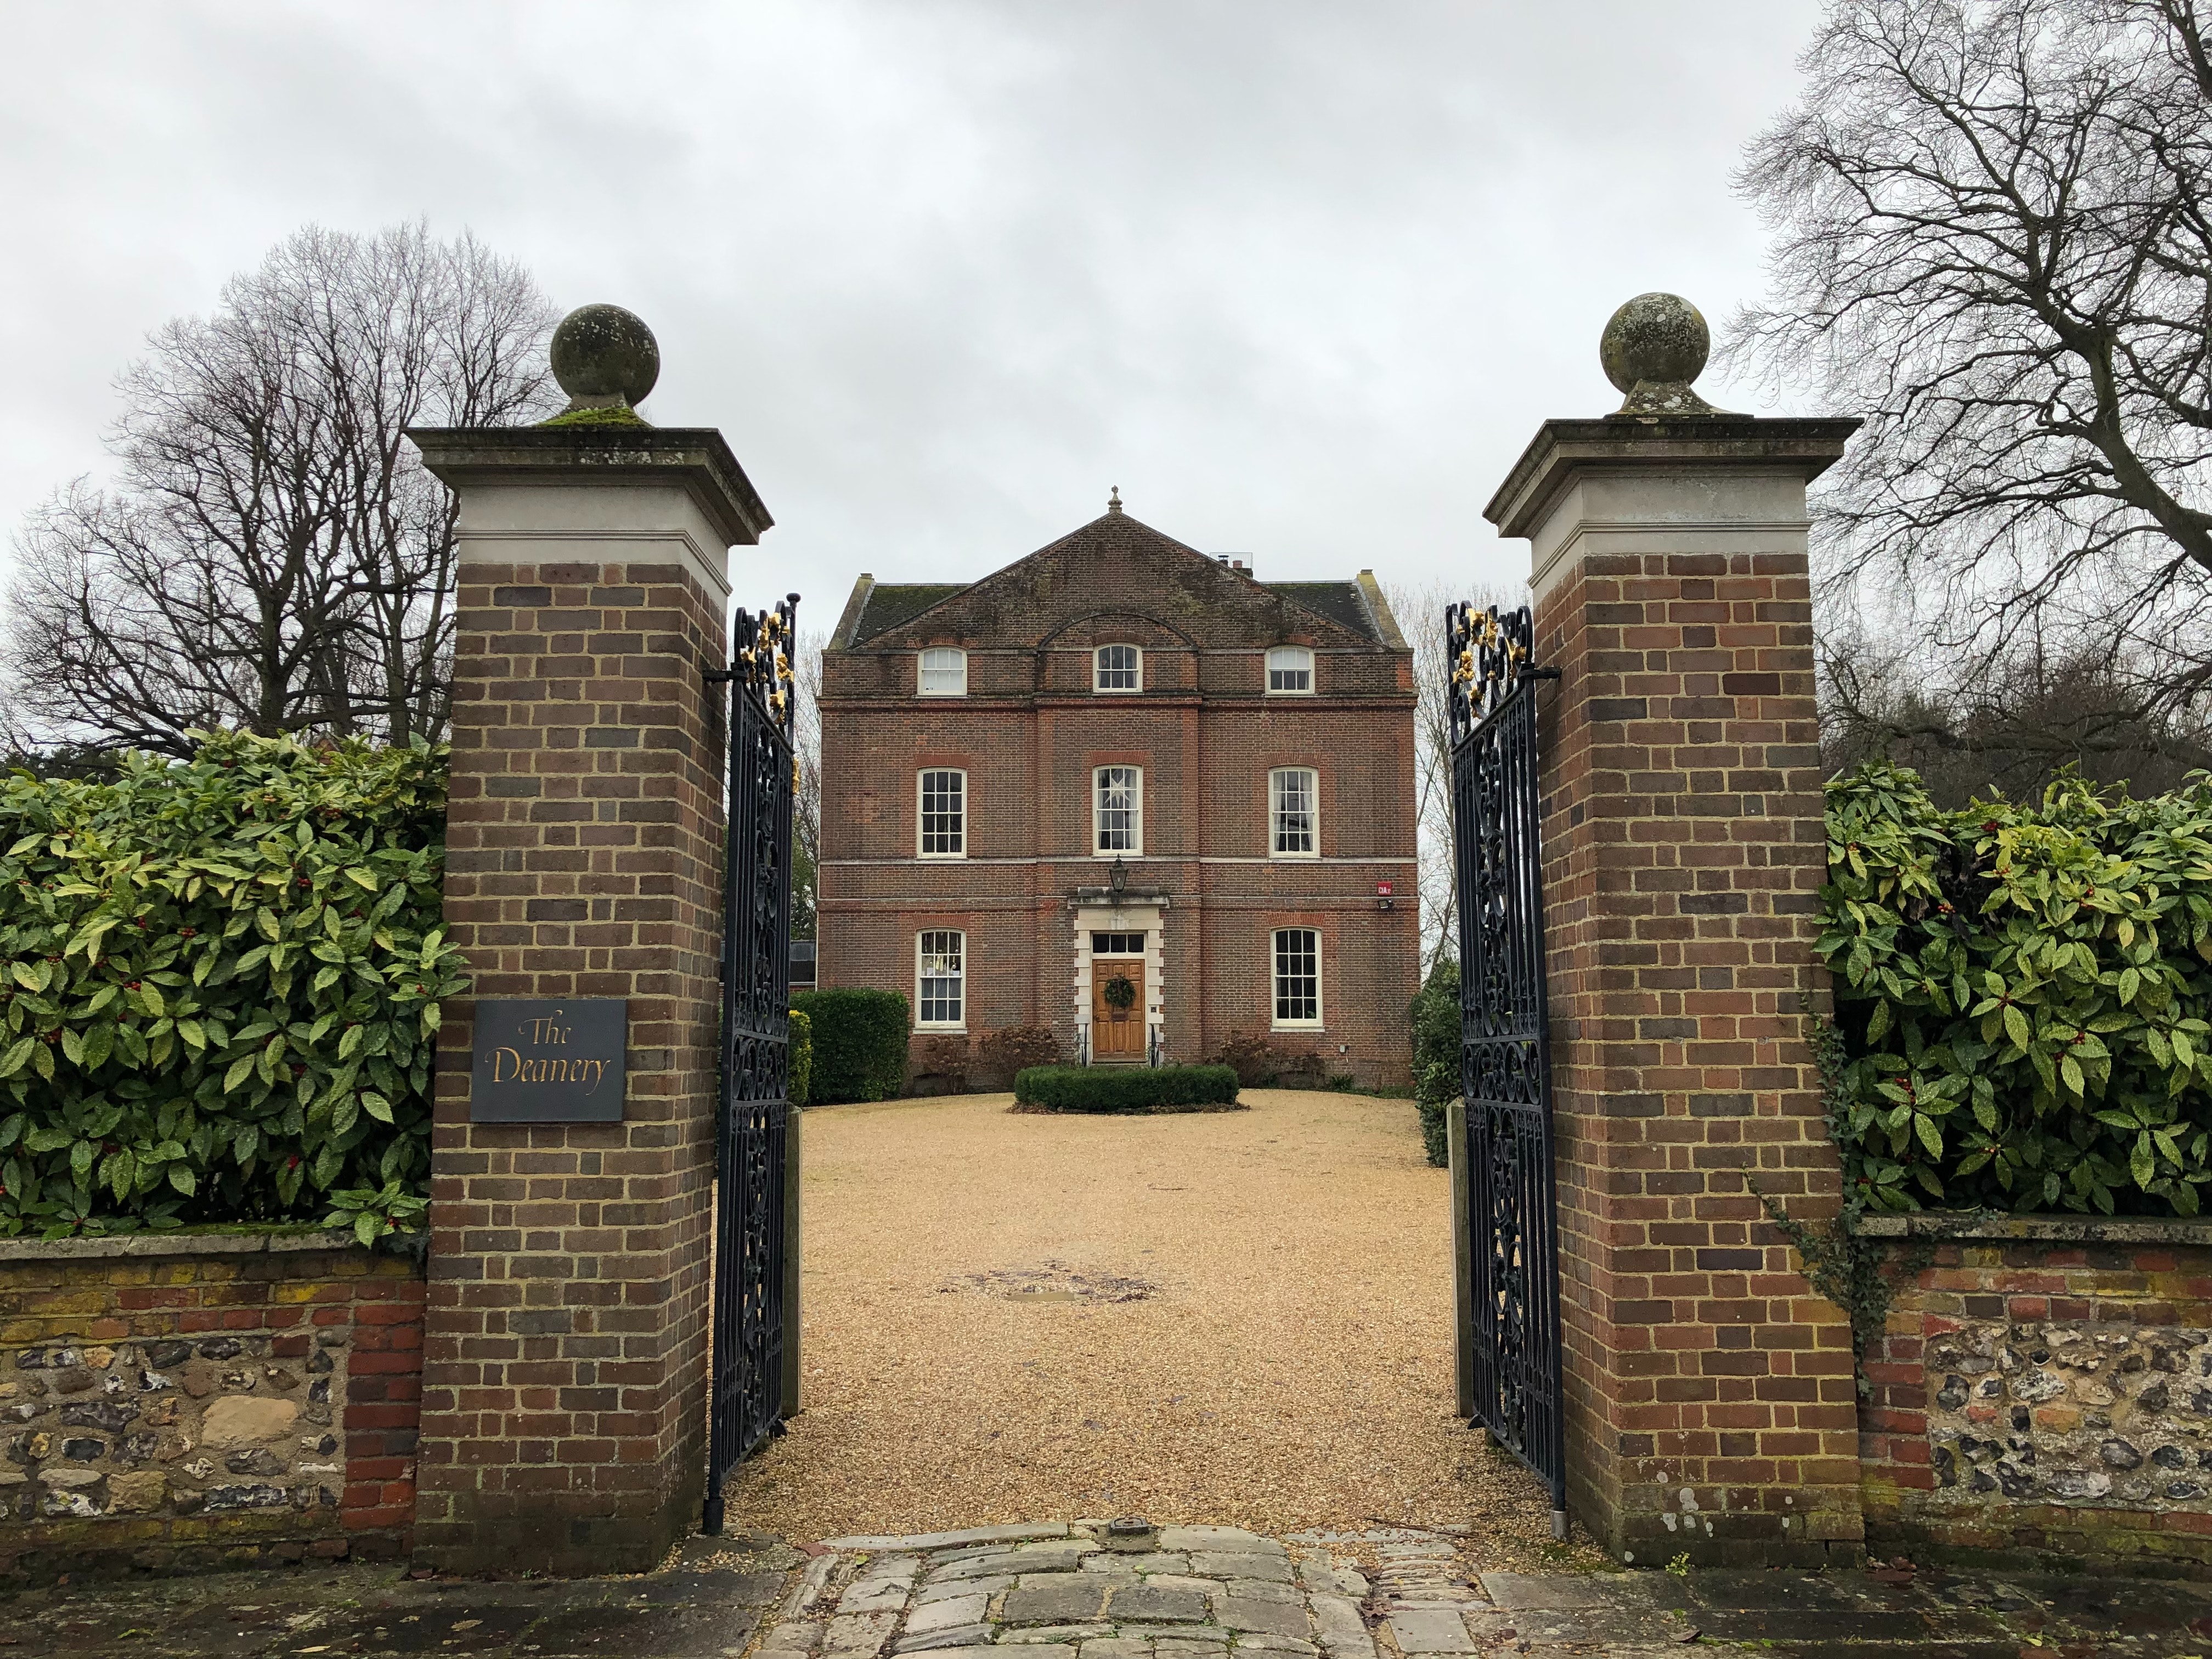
<box><xmin>1</xmin><ymin>1</ymin><xmax>1824</xmax><ymax>625</ymax></box>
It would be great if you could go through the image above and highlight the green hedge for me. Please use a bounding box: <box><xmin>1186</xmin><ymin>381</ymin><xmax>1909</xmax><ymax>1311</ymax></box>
<box><xmin>788</xmin><ymin>1006</ymin><xmax>812</xmax><ymax>1107</ymax></box>
<box><xmin>1012</xmin><ymin>1063</ymin><xmax>1240</xmax><ymax>1113</ymax></box>
<box><xmin>1409</xmin><ymin>958</ymin><xmax>1459</xmax><ymax>1166</ymax></box>
<box><xmin>790</xmin><ymin>988</ymin><xmax>909</xmax><ymax>1103</ymax></box>
<box><xmin>0</xmin><ymin>732</ymin><xmax>463</xmax><ymax>1238</ymax></box>
<box><xmin>1819</xmin><ymin>761</ymin><xmax>2212</xmax><ymax>1217</ymax></box>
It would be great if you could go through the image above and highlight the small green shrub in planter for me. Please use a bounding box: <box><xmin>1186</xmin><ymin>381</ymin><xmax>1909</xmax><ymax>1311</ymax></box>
<box><xmin>790</xmin><ymin>988</ymin><xmax>909</xmax><ymax>1104</ymax></box>
<box><xmin>1011</xmin><ymin>1063</ymin><xmax>1243</xmax><ymax>1114</ymax></box>
<box><xmin>787</xmin><ymin>1007</ymin><xmax>812</xmax><ymax>1107</ymax></box>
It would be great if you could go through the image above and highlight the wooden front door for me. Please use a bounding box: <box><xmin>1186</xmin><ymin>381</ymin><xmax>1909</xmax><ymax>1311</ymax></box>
<box><xmin>1092</xmin><ymin>960</ymin><xmax>1145</xmax><ymax>1057</ymax></box>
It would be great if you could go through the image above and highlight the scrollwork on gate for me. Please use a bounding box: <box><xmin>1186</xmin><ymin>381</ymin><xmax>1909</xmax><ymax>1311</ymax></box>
<box><xmin>704</xmin><ymin>591</ymin><xmax>800</xmax><ymax>1534</ymax></box>
<box><xmin>1445</xmin><ymin>599</ymin><xmax>1566</xmax><ymax>1525</ymax></box>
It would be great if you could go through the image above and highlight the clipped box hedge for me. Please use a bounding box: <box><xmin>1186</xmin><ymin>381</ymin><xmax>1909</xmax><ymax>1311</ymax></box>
<box><xmin>790</xmin><ymin>988</ymin><xmax>909</xmax><ymax>1104</ymax></box>
<box><xmin>0</xmin><ymin>732</ymin><xmax>462</xmax><ymax>1238</ymax></box>
<box><xmin>1012</xmin><ymin>1063</ymin><xmax>1242</xmax><ymax>1114</ymax></box>
<box><xmin>787</xmin><ymin>1005</ymin><xmax>812</xmax><ymax>1107</ymax></box>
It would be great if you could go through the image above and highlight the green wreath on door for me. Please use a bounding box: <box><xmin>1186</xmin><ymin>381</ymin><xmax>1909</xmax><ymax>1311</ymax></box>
<box><xmin>1102</xmin><ymin>973</ymin><xmax>1138</xmax><ymax>1010</ymax></box>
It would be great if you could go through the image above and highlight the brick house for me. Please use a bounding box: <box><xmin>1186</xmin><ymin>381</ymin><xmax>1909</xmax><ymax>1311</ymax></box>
<box><xmin>816</xmin><ymin>498</ymin><xmax>1420</xmax><ymax>1087</ymax></box>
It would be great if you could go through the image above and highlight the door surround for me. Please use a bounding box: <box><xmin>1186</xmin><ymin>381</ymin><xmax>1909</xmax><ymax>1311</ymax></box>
<box><xmin>1072</xmin><ymin>902</ymin><xmax>1164</xmax><ymax>1062</ymax></box>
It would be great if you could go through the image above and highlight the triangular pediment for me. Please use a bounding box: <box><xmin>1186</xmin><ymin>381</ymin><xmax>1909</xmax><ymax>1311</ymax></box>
<box><xmin>844</xmin><ymin>512</ymin><xmax>1385</xmax><ymax>652</ymax></box>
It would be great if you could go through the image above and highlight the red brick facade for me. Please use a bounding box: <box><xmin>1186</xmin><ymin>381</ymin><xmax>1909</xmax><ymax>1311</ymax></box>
<box><xmin>1858</xmin><ymin>1215</ymin><xmax>2212</xmax><ymax>1575</ymax></box>
<box><xmin>410</xmin><ymin>428</ymin><xmax>768</xmax><ymax>1575</ymax></box>
<box><xmin>1489</xmin><ymin>418</ymin><xmax>1865</xmax><ymax>1565</ymax></box>
<box><xmin>819</xmin><ymin>507</ymin><xmax>1419</xmax><ymax>1086</ymax></box>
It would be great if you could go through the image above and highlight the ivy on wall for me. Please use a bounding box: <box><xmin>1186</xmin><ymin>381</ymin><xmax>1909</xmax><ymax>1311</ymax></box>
<box><xmin>0</xmin><ymin>733</ymin><xmax>463</xmax><ymax>1237</ymax></box>
<box><xmin>1818</xmin><ymin>761</ymin><xmax>2212</xmax><ymax>1217</ymax></box>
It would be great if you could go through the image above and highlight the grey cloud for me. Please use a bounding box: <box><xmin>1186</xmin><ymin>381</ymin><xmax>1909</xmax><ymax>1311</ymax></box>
<box><xmin>1</xmin><ymin>0</ymin><xmax>1822</xmax><ymax>622</ymax></box>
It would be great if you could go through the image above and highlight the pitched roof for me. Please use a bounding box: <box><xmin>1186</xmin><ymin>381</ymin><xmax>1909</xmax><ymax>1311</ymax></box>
<box><xmin>850</xmin><ymin>583</ymin><xmax>965</xmax><ymax>645</ymax></box>
<box><xmin>1262</xmin><ymin>582</ymin><xmax>1379</xmax><ymax>644</ymax></box>
<box><xmin>831</xmin><ymin>511</ymin><xmax>1406</xmax><ymax>653</ymax></box>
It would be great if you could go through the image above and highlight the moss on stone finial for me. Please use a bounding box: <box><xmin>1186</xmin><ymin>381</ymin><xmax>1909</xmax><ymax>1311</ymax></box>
<box><xmin>537</xmin><ymin>403</ymin><xmax>651</xmax><ymax>430</ymax></box>
<box><xmin>1600</xmin><ymin>293</ymin><xmax>1726</xmax><ymax>417</ymax></box>
<box><xmin>549</xmin><ymin>303</ymin><xmax>660</xmax><ymax>416</ymax></box>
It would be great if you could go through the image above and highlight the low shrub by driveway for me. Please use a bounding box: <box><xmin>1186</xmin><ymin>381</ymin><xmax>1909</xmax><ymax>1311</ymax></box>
<box><xmin>1011</xmin><ymin>1063</ymin><xmax>1242</xmax><ymax>1114</ymax></box>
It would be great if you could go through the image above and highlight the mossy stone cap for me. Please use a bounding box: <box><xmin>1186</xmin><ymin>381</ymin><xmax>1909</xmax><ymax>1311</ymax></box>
<box><xmin>550</xmin><ymin>303</ymin><xmax>661</xmax><ymax>406</ymax></box>
<box><xmin>1599</xmin><ymin>292</ymin><xmax>1709</xmax><ymax>394</ymax></box>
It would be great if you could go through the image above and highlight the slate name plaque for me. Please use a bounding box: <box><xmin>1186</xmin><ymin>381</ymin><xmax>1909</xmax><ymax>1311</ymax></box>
<box><xmin>469</xmin><ymin>998</ymin><xmax>627</xmax><ymax>1123</ymax></box>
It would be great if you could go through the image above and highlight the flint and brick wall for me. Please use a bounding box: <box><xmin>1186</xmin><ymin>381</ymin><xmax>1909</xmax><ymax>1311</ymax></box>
<box><xmin>0</xmin><ymin>1230</ymin><xmax>422</xmax><ymax>1585</ymax></box>
<box><xmin>1858</xmin><ymin>1213</ymin><xmax>2212</xmax><ymax>1576</ymax></box>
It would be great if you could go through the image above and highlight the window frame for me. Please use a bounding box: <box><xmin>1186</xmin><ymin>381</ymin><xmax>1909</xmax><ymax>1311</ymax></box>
<box><xmin>1092</xmin><ymin>764</ymin><xmax>1144</xmax><ymax>857</ymax></box>
<box><xmin>916</xmin><ymin>767</ymin><xmax>967</xmax><ymax>860</ymax></box>
<box><xmin>1269</xmin><ymin>766</ymin><xmax>1320</xmax><ymax>859</ymax></box>
<box><xmin>1093</xmin><ymin>644</ymin><xmax>1143</xmax><ymax>693</ymax></box>
<box><xmin>1271</xmin><ymin>927</ymin><xmax>1323</xmax><ymax>1029</ymax></box>
<box><xmin>915</xmin><ymin>929</ymin><xmax>966</xmax><ymax>1030</ymax></box>
<box><xmin>917</xmin><ymin>647</ymin><xmax>968</xmax><ymax>697</ymax></box>
<box><xmin>1266</xmin><ymin>645</ymin><xmax>1314</xmax><ymax>695</ymax></box>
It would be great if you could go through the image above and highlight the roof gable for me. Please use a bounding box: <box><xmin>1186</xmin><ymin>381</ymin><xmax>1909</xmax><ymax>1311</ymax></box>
<box><xmin>839</xmin><ymin>511</ymin><xmax>1392</xmax><ymax>652</ymax></box>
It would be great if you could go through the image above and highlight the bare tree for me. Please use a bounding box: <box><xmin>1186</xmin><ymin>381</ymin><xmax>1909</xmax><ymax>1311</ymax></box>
<box><xmin>4</xmin><ymin>222</ymin><xmax>558</xmax><ymax>755</ymax></box>
<box><xmin>1726</xmin><ymin>0</ymin><xmax>2212</xmax><ymax>717</ymax></box>
<box><xmin>1386</xmin><ymin>576</ymin><xmax>1526</xmax><ymax>974</ymax></box>
<box><xmin>1819</xmin><ymin>622</ymin><xmax>2212</xmax><ymax>802</ymax></box>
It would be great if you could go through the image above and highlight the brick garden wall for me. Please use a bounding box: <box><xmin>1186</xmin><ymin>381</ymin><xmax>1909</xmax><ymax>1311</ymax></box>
<box><xmin>1858</xmin><ymin>1213</ymin><xmax>2212</xmax><ymax>1576</ymax></box>
<box><xmin>0</xmin><ymin>1230</ymin><xmax>423</xmax><ymax>1585</ymax></box>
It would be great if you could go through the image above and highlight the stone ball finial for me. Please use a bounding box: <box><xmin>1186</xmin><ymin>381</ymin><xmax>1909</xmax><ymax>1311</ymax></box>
<box><xmin>550</xmin><ymin>303</ymin><xmax>661</xmax><ymax>410</ymax></box>
<box><xmin>1600</xmin><ymin>293</ymin><xmax>1721</xmax><ymax>417</ymax></box>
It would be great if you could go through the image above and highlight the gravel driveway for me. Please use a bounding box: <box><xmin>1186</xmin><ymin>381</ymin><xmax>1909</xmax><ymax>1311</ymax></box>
<box><xmin>725</xmin><ymin>1088</ymin><xmax>1571</xmax><ymax>1567</ymax></box>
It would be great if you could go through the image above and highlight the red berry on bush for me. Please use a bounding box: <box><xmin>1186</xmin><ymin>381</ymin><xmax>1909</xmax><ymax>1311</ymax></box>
<box><xmin>1983</xmin><ymin>820</ymin><xmax>2000</xmax><ymax>833</ymax></box>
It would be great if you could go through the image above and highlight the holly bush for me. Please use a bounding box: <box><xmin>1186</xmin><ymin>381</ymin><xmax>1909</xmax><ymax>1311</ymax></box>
<box><xmin>0</xmin><ymin>732</ymin><xmax>463</xmax><ymax>1237</ymax></box>
<box><xmin>1819</xmin><ymin>760</ymin><xmax>2212</xmax><ymax>1217</ymax></box>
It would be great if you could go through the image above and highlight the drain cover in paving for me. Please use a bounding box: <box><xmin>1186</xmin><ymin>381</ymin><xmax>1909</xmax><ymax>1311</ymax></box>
<box><xmin>952</xmin><ymin>1261</ymin><xmax>1155</xmax><ymax>1302</ymax></box>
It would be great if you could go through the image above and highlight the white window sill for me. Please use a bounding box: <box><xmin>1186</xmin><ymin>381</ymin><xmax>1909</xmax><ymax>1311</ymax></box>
<box><xmin>1272</xmin><ymin>1022</ymin><xmax>1325</xmax><ymax>1032</ymax></box>
<box><xmin>916</xmin><ymin>1025</ymin><xmax>968</xmax><ymax>1035</ymax></box>
<box><xmin>1269</xmin><ymin>851</ymin><xmax>1321</xmax><ymax>861</ymax></box>
<box><xmin>1264</xmin><ymin>689</ymin><xmax>1314</xmax><ymax>697</ymax></box>
<box><xmin>916</xmin><ymin>853</ymin><xmax>967</xmax><ymax>861</ymax></box>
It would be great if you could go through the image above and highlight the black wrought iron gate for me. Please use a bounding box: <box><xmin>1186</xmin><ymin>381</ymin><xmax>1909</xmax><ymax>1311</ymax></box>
<box><xmin>703</xmin><ymin>593</ymin><xmax>799</xmax><ymax>1534</ymax></box>
<box><xmin>1445</xmin><ymin>601</ymin><xmax>1566</xmax><ymax>1524</ymax></box>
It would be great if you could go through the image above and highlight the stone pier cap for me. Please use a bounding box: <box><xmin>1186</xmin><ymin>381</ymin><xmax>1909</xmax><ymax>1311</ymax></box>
<box><xmin>409</xmin><ymin>426</ymin><xmax>771</xmax><ymax>543</ymax></box>
<box><xmin>1482</xmin><ymin>415</ymin><xmax>1860</xmax><ymax>595</ymax></box>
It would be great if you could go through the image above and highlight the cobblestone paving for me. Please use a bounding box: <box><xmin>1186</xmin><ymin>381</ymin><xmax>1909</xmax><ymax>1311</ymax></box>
<box><xmin>3</xmin><ymin>1525</ymin><xmax>2212</xmax><ymax>1656</ymax></box>
<box><xmin>773</xmin><ymin>1521</ymin><xmax>2212</xmax><ymax>1658</ymax></box>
